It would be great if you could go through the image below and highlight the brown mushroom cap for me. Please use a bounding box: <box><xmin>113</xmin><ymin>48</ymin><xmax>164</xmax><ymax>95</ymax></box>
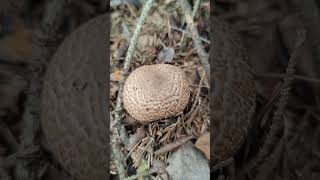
<box><xmin>41</xmin><ymin>14</ymin><xmax>108</xmax><ymax>180</ymax></box>
<box><xmin>123</xmin><ymin>64</ymin><xmax>190</xmax><ymax>122</ymax></box>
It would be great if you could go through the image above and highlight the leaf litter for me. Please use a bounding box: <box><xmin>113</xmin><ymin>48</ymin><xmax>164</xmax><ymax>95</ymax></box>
<box><xmin>110</xmin><ymin>0</ymin><xmax>210</xmax><ymax>179</ymax></box>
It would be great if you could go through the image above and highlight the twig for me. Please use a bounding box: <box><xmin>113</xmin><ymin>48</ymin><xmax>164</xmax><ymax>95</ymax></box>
<box><xmin>189</xmin><ymin>84</ymin><xmax>210</xmax><ymax>88</ymax></box>
<box><xmin>255</xmin><ymin>72</ymin><xmax>320</xmax><ymax>84</ymax></box>
<box><xmin>178</xmin><ymin>0</ymin><xmax>202</xmax><ymax>48</ymax></box>
<box><xmin>192</xmin><ymin>0</ymin><xmax>201</xmax><ymax>18</ymax></box>
<box><xmin>211</xmin><ymin>157</ymin><xmax>234</xmax><ymax>171</ymax></box>
<box><xmin>192</xmin><ymin>70</ymin><xmax>206</xmax><ymax>109</ymax></box>
<box><xmin>255</xmin><ymin>137</ymin><xmax>284</xmax><ymax>180</ymax></box>
<box><xmin>129</xmin><ymin>136</ymin><xmax>154</xmax><ymax>168</ymax></box>
<box><xmin>182</xmin><ymin>69</ymin><xmax>206</xmax><ymax>123</ymax></box>
<box><xmin>110</xmin><ymin>0</ymin><xmax>124</xmax><ymax>8</ymax></box>
<box><xmin>111</xmin><ymin>0</ymin><xmax>155</xmax><ymax>178</ymax></box>
<box><xmin>170</xmin><ymin>25</ymin><xmax>210</xmax><ymax>44</ymax></box>
<box><xmin>0</xmin><ymin>121</ymin><xmax>18</xmax><ymax>152</ymax></box>
<box><xmin>243</xmin><ymin>30</ymin><xmax>306</xmax><ymax>173</ymax></box>
<box><xmin>292</xmin><ymin>0</ymin><xmax>320</xmax><ymax>105</ymax></box>
<box><xmin>154</xmin><ymin>135</ymin><xmax>193</xmax><ymax>156</ymax></box>
<box><xmin>295</xmin><ymin>0</ymin><xmax>320</xmax><ymax>66</ymax></box>
<box><xmin>41</xmin><ymin>0</ymin><xmax>66</xmax><ymax>36</ymax></box>
<box><xmin>178</xmin><ymin>0</ymin><xmax>209</xmax><ymax>80</ymax></box>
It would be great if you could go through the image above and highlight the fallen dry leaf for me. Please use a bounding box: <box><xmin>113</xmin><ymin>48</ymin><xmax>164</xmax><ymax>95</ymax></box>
<box><xmin>110</xmin><ymin>68</ymin><xmax>122</xmax><ymax>81</ymax></box>
<box><xmin>195</xmin><ymin>131</ymin><xmax>210</xmax><ymax>159</ymax></box>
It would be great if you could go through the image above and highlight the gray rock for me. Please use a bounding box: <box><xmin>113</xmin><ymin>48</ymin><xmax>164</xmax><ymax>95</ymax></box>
<box><xmin>157</xmin><ymin>47</ymin><xmax>175</xmax><ymax>63</ymax></box>
<box><xmin>166</xmin><ymin>142</ymin><xmax>210</xmax><ymax>180</ymax></box>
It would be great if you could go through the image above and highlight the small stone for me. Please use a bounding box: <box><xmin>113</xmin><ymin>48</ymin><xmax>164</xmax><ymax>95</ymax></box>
<box><xmin>157</xmin><ymin>47</ymin><xmax>175</xmax><ymax>63</ymax></box>
<box><xmin>166</xmin><ymin>142</ymin><xmax>210</xmax><ymax>180</ymax></box>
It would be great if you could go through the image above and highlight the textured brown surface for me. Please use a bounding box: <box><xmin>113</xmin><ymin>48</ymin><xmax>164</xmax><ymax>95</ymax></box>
<box><xmin>123</xmin><ymin>64</ymin><xmax>190</xmax><ymax>122</ymax></box>
<box><xmin>210</xmin><ymin>17</ymin><xmax>256</xmax><ymax>165</ymax></box>
<box><xmin>41</xmin><ymin>14</ymin><xmax>108</xmax><ymax>180</ymax></box>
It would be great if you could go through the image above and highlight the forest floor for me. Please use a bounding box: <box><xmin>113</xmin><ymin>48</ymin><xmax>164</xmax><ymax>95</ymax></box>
<box><xmin>0</xmin><ymin>0</ymin><xmax>319</xmax><ymax>180</ymax></box>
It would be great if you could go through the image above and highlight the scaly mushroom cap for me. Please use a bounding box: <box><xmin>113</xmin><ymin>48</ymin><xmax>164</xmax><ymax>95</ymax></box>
<box><xmin>41</xmin><ymin>14</ymin><xmax>108</xmax><ymax>180</ymax></box>
<box><xmin>123</xmin><ymin>64</ymin><xmax>190</xmax><ymax>122</ymax></box>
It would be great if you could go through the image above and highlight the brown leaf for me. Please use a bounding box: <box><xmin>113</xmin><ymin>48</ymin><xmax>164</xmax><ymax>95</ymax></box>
<box><xmin>110</xmin><ymin>68</ymin><xmax>122</xmax><ymax>81</ymax></box>
<box><xmin>195</xmin><ymin>132</ymin><xmax>210</xmax><ymax>159</ymax></box>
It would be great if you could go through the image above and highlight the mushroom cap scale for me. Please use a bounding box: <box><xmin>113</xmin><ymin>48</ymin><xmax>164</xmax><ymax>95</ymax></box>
<box><xmin>123</xmin><ymin>64</ymin><xmax>190</xmax><ymax>122</ymax></box>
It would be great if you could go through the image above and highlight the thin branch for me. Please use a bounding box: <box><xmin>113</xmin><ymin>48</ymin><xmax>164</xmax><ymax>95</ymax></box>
<box><xmin>154</xmin><ymin>135</ymin><xmax>194</xmax><ymax>156</ymax></box>
<box><xmin>0</xmin><ymin>121</ymin><xmax>18</xmax><ymax>152</ymax></box>
<box><xmin>211</xmin><ymin>157</ymin><xmax>234</xmax><ymax>171</ymax></box>
<box><xmin>243</xmin><ymin>31</ymin><xmax>306</xmax><ymax>173</ymax></box>
<box><xmin>41</xmin><ymin>0</ymin><xmax>66</xmax><ymax>37</ymax></box>
<box><xmin>296</xmin><ymin>0</ymin><xmax>320</xmax><ymax>65</ymax></box>
<box><xmin>170</xmin><ymin>25</ymin><xmax>210</xmax><ymax>44</ymax></box>
<box><xmin>178</xmin><ymin>0</ymin><xmax>209</xmax><ymax>80</ymax></box>
<box><xmin>183</xmin><ymin>69</ymin><xmax>206</xmax><ymax>122</ymax></box>
<box><xmin>192</xmin><ymin>0</ymin><xmax>201</xmax><ymax>18</ymax></box>
<box><xmin>255</xmin><ymin>72</ymin><xmax>320</xmax><ymax>84</ymax></box>
<box><xmin>111</xmin><ymin>0</ymin><xmax>155</xmax><ymax>178</ymax></box>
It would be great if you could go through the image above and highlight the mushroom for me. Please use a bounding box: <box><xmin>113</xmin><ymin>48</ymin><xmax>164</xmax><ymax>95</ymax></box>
<box><xmin>123</xmin><ymin>64</ymin><xmax>190</xmax><ymax>122</ymax></box>
<box><xmin>41</xmin><ymin>14</ymin><xmax>109</xmax><ymax>180</ymax></box>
